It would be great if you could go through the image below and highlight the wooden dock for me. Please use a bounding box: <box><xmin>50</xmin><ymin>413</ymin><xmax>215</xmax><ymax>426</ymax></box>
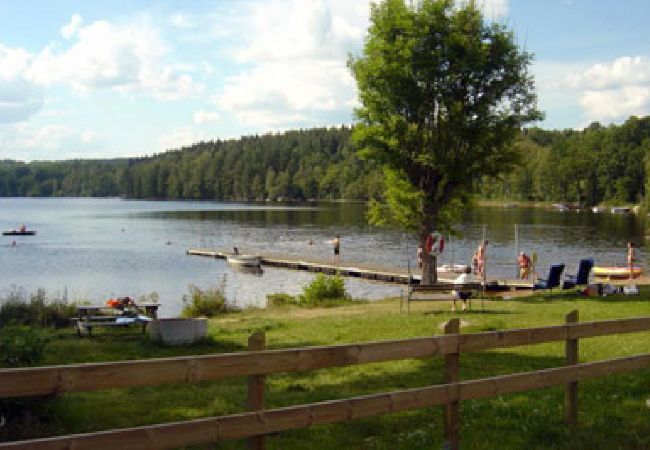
<box><xmin>186</xmin><ymin>248</ymin><xmax>534</xmax><ymax>291</ymax></box>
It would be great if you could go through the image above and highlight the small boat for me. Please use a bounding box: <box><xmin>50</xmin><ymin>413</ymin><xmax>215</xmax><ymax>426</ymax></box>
<box><xmin>593</xmin><ymin>266</ymin><xmax>643</xmax><ymax>279</ymax></box>
<box><xmin>551</xmin><ymin>203</ymin><xmax>570</xmax><ymax>212</ymax></box>
<box><xmin>592</xmin><ymin>206</ymin><xmax>606</xmax><ymax>213</ymax></box>
<box><xmin>2</xmin><ymin>229</ymin><xmax>36</xmax><ymax>236</ymax></box>
<box><xmin>226</xmin><ymin>254</ymin><xmax>262</xmax><ymax>267</ymax></box>
<box><xmin>438</xmin><ymin>264</ymin><xmax>471</xmax><ymax>274</ymax></box>
<box><xmin>610</xmin><ymin>207</ymin><xmax>631</xmax><ymax>214</ymax></box>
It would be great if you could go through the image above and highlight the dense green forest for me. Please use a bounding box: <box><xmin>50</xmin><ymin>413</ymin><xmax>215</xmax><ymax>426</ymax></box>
<box><xmin>1</xmin><ymin>117</ymin><xmax>649</xmax><ymax>205</ymax></box>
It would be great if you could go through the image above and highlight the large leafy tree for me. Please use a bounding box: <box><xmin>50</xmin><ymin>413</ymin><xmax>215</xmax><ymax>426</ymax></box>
<box><xmin>350</xmin><ymin>0</ymin><xmax>542</xmax><ymax>283</ymax></box>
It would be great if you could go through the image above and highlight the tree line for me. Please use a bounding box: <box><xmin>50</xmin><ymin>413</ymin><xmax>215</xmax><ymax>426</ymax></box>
<box><xmin>479</xmin><ymin>116</ymin><xmax>650</xmax><ymax>205</ymax></box>
<box><xmin>0</xmin><ymin>117</ymin><xmax>649</xmax><ymax>205</ymax></box>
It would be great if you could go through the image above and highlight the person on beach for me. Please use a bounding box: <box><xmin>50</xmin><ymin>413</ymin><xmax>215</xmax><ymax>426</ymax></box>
<box><xmin>417</xmin><ymin>245</ymin><xmax>423</xmax><ymax>269</ymax></box>
<box><xmin>477</xmin><ymin>240</ymin><xmax>488</xmax><ymax>278</ymax></box>
<box><xmin>452</xmin><ymin>266</ymin><xmax>476</xmax><ymax>311</ymax></box>
<box><xmin>627</xmin><ymin>241</ymin><xmax>636</xmax><ymax>280</ymax></box>
<box><xmin>517</xmin><ymin>251</ymin><xmax>531</xmax><ymax>280</ymax></box>
<box><xmin>332</xmin><ymin>235</ymin><xmax>340</xmax><ymax>264</ymax></box>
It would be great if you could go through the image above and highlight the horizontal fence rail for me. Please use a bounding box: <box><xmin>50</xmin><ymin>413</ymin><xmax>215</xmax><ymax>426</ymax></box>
<box><xmin>1</xmin><ymin>316</ymin><xmax>649</xmax><ymax>398</ymax></box>
<box><xmin>1</xmin><ymin>314</ymin><xmax>649</xmax><ymax>449</ymax></box>
<box><xmin>1</xmin><ymin>353</ymin><xmax>649</xmax><ymax>450</ymax></box>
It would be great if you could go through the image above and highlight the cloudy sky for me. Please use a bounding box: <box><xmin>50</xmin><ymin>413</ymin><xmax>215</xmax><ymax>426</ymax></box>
<box><xmin>1</xmin><ymin>0</ymin><xmax>650</xmax><ymax>161</ymax></box>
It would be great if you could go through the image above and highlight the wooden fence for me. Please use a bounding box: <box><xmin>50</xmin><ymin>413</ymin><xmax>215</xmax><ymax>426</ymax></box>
<box><xmin>0</xmin><ymin>312</ymin><xmax>649</xmax><ymax>449</ymax></box>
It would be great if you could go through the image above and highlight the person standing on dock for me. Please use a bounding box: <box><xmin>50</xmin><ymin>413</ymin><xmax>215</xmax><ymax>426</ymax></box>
<box><xmin>518</xmin><ymin>252</ymin><xmax>531</xmax><ymax>280</ymax></box>
<box><xmin>477</xmin><ymin>240</ymin><xmax>488</xmax><ymax>278</ymax></box>
<box><xmin>332</xmin><ymin>235</ymin><xmax>341</xmax><ymax>264</ymax></box>
<box><xmin>627</xmin><ymin>241</ymin><xmax>636</xmax><ymax>280</ymax></box>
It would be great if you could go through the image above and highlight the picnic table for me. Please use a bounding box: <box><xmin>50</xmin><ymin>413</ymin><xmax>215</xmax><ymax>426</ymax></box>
<box><xmin>75</xmin><ymin>303</ymin><xmax>160</xmax><ymax>337</ymax></box>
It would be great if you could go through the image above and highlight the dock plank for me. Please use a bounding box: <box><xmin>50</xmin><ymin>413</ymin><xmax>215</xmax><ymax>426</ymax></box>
<box><xmin>186</xmin><ymin>248</ymin><xmax>531</xmax><ymax>291</ymax></box>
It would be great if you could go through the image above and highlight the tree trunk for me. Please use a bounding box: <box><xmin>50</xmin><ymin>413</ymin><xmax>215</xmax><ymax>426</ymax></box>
<box><xmin>422</xmin><ymin>254</ymin><xmax>437</xmax><ymax>284</ymax></box>
<box><xmin>420</xmin><ymin>234</ymin><xmax>438</xmax><ymax>285</ymax></box>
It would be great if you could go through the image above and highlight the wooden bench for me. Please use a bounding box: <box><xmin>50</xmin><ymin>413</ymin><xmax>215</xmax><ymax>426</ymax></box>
<box><xmin>75</xmin><ymin>303</ymin><xmax>160</xmax><ymax>337</ymax></box>
<box><xmin>403</xmin><ymin>283</ymin><xmax>484</xmax><ymax>313</ymax></box>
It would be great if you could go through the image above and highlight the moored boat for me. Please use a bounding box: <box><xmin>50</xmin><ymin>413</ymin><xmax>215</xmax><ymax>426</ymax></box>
<box><xmin>593</xmin><ymin>266</ymin><xmax>642</xmax><ymax>279</ymax></box>
<box><xmin>438</xmin><ymin>263</ymin><xmax>471</xmax><ymax>274</ymax></box>
<box><xmin>610</xmin><ymin>207</ymin><xmax>631</xmax><ymax>214</ymax></box>
<box><xmin>226</xmin><ymin>254</ymin><xmax>262</xmax><ymax>267</ymax></box>
<box><xmin>2</xmin><ymin>229</ymin><xmax>36</xmax><ymax>236</ymax></box>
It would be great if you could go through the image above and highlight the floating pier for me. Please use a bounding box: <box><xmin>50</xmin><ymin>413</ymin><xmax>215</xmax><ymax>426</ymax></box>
<box><xmin>186</xmin><ymin>248</ymin><xmax>533</xmax><ymax>291</ymax></box>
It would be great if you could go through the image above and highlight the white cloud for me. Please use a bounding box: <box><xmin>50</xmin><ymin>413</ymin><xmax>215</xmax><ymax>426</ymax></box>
<box><xmin>158</xmin><ymin>127</ymin><xmax>206</xmax><ymax>151</ymax></box>
<box><xmin>61</xmin><ymin>14</ymin><xmax>83</xmax><ymax>39</ymax></box>
<box><xmin>168</xmin><ymin>12</ymin><xmax>195</xmax><ymax>29</ymax></box>
<box><xmin>193</xmin><ymin>110</ymin><xmax>221</xmax><ymax>124</ymax></box>
<box><xmin>230</xmin><ymin>0</ymin><xmax>367</xmax><ymax>64</ymax></box>
<box><xmin>0</xmin><ymin>123</ymin><xmax>100</xmax><ymax>160</ymax></box>
<box><xmin>565</xmin><ymin>56</ymin><xmax>650</xmax><ymax>124</ymax></box>
<box><xmin>26</xmin><ymin>15</ymin><xmax>203</xmax><ymax>100</ymax></box>
<box><xmin>217</xmin><ymin>60</ymin><xmax>355</xmax><ymax>127</ymax></box>
<box><xmin>0</xmin><ymin>44</ymin><xmax>43</xmax><ymax>123</ymax></box>
<box><xmin>478</xmin><ymin>0</ymin><xmax>509</xmax><ymax>20</ymax></box>
<box><xmin>214</xmin><ymin>0</ymin><xmax>367</xmax><ymax>129</ymax></box>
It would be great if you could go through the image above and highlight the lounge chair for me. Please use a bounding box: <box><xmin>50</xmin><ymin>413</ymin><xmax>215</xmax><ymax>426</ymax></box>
<box><xmin>562</xmin><ymin>258</ymin><xmax>594</xmax><ymax>289</ymax></box>
<box><xmin>534</xmin><ymin>264</ymin><xmax>565</xmax><ymax>291</ymax></box>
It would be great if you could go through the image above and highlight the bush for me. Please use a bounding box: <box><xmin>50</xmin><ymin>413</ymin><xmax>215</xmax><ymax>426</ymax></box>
<box><xmin>0</xmin><ymin>326</ymin><xmax>51</xmax><ymax>440</ymax></box>
<box><xmin>0</xmin><ymin>288</ymin><xmax>77</xmax><ymax>328</ymax></box>
<box><xmin>0</xmin><ymin>326</ymin><xmax>49</xmax><ymax>368</ymax></box>
<box><xmin>182</xmin><ymin>284</ymin><xmax>230</xmax><ymax>318</ymax></box>
<box><xmin>298</xmin><ymin>273</ymin><xmax>351</xmax><ymax>304</ymax></box>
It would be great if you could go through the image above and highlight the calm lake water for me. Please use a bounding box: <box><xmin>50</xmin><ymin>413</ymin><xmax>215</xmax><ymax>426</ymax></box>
<box><xmin>0</xmin><ymin>198</ymin><xmax>646</xmax><ymax>317</ymax></box>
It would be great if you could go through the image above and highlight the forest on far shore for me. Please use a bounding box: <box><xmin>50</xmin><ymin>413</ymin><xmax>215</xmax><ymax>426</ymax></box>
<box><xmin>0</xmin><ymin>115</ymin><xmax>649</xmax><ymax>206</ymax></box>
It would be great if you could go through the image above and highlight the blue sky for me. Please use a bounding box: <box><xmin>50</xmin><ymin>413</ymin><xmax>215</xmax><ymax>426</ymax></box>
<box><xmin>1</xmin><ymin>0</ymin><xmax>650</xmax><ymax>161</ymax></box>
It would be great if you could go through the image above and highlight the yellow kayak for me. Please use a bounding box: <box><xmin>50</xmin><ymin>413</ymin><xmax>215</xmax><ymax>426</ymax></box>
<box><xmin>593</xmin><ymin>266</ymin><xmax>643</xmax><ymax>279</ymax></box>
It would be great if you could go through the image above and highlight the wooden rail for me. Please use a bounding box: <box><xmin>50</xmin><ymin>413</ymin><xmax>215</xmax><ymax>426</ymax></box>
<box><xmin>1</xmin><ymin>315</ymin><xmax>649</xmax><ymax>449</ymax></box>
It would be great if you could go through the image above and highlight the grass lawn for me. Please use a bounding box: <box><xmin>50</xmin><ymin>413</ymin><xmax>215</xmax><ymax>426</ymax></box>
<box><xmin>6</xmin><ymin>288</ymin><xmax>650</xmax><ymax>449</ymax></box>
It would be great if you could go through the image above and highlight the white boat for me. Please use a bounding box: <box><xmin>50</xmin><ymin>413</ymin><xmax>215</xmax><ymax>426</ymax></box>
<box><xmin>592</xmin><ymin>206</ymin><xmax>606</xmax><ymax>213</ymax></box>
<box><xmin>610</xmin><ymin>207</ymin><xmax>630</xmax><ymax>214</ymax></box>
<box><xmin>226</xmin><ymin>254</ymin><xmax>262</xmax><ymax>267</ymax></box>
<box><xmin>438</xmin><ymin>264</ymin><xmax>471</xmax><ymax>274</ymax></box>
<box><xmin>551</xmin><ymin>203</ymin><xmax>570</xmax><ymax>212</ymax></box>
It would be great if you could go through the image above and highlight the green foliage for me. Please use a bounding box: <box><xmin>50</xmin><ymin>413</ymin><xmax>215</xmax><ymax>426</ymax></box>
<box><xmin>0</xmin><ymin>326</ymin><xmax>49</xmax><ymax>368</ymax></box>
<box><xmin>0</xmin><ymin>127</ymin><xmax>383</xmax><ymax>202</ymax></box>
<box><xmin>181</xmin><ymin>284</ymin><xmax>230</xmax><ymax>318</ymax></box>
<box><xmin>266</xmin><ymin>293</ymin><xmax>300</xmax><ymax>306</ymax></box>
<box><xmin>298</xmin><ymin>274</ymin><xmax>351</xmax><ymax>304</ymax></box>
<box><xmin>350</xmin><ymin>0</ymin><xmax>541</xmax><ymax>235</ymax></box>
<box><xmin>1</xmin><ymin>118</ymin><xmax>650</xmax><ymax>206</ymax></box>
<box><xmin>0</xmin><ymin>289</ymin><xmax>77</xmax><ymax>328</ymax></box>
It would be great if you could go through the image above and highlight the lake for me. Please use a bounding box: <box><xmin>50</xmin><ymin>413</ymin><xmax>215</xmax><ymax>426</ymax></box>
<box><xmin>0</xmin><ymin>198</ymin><xmax>646</xmax><ymax>317</ymax></box>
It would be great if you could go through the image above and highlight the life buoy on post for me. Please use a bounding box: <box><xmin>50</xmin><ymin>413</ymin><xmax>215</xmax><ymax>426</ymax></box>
<box><xmin>425</xmin><ymin>232</ymin><xmax>445</xmax><ymax>256</ymax></box>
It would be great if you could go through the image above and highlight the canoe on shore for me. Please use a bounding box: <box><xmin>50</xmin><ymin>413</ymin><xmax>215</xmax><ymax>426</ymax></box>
<box><xmin>593</xmin><ymin>266</ymin><xmax>643</xmax><ymax>279</ymax></box>
<box><xmin>2</xmin><ymin>230</ymin><xmax>36</xmax><ymax>236</ymax></box>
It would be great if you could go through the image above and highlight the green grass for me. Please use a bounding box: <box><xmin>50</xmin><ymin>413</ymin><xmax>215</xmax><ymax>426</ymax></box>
<box><xmin>5</xmin><ymin>288</ymin><xmax>650</xmax><ymax>449</ymax></box>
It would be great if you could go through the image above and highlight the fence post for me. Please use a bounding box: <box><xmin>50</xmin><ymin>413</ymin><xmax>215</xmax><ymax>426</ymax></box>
<box><xmin>443</xmin><ymin>318</ymin><xmax>460</xmax><ymax>450</ymax></box>
<box><xmin>565</xmin><ymin>310</ymin><xmax>578</xmax><ymax>426</ymax></box>
<box><xmin>248</xmin><ymin>332</ymin><xmax>266</xmax><ymax>450</ymax></box>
